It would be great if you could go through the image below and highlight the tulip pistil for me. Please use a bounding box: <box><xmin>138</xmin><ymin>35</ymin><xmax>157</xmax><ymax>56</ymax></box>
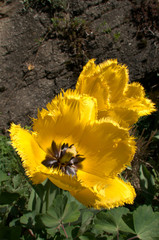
<box><xmin>42</xmin><ymin>141</ymin><xmax>84</xmax><ymax>176</ymax></box>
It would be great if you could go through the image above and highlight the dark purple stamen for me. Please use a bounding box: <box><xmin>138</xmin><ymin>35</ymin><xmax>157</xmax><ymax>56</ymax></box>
<box><xmin>41</xmin><ymin>141</ymin><xmax>85</xmax><ymax>176</ymax></box>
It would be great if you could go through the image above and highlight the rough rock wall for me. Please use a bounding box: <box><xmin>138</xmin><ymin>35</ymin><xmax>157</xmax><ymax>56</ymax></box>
<box><xmin>0</xmin><ymin>0</ymin><xmax>159</xmax><ymax>130</ymax></box>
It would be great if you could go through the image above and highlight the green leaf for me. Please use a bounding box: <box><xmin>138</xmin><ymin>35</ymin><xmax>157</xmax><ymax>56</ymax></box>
<box><xmin>40</xmin><ymin>194</ymin><xmax>80</xmax><ymax>228</ymax></box>
<box><xmin>133</xmin><ymin>205</ymin><xmax>159</xmax><ymax>240</ymax></box>
<box><xmin>27</xmin><ymin>188</ymin><xmax>36</xmax><ymax>211</ymax></box>
<box><xmin>79</xmin><ymin>232</ymin><xmax>96</xmax><ymax>240</ymax></box>
<box><xmin>60</xmin><ymin>225</ymin><xmax>74</xmax><ymax>239</ymax></box>
<box><xmin>0</xmin><ymin>190</ymin><xmax>20</xmax><ymax>205</ymax></box>
<box><xmin>94</xmin><ymin>207</ymin><xmax>134</xmax><ymax>235</ymax></box>
<box><xmin>139</xmin><ymin>165</ymin><xmax>156</xmax><ymax>202</ymax></box>
<box><xmin>62</xmin><ymin>201</ymin><xmax>81</xmax><ymax>223</ymax></box>
<box><xmin>12</xmin><ymin>175</ymin><xmax>21</xmax><ymax>189</ymax></box>
<box><xmin>43</xmin><ymin>180</ymin><xmax>59</xmax><ymax>211</ymax></box>
<box><xmin>78</xmin><ymin>210</ymin><xmax>94</xmax><ymax>235</ymax></box>
<box><xmin>40</xmin><ymin>212</ymin><xmax>59</xmax><ymax>228</ymax></box>
<box><xmin>49</xmin><ymin>194</ymin><xmax>68</xmax><ymax>219</ymax></box>
<box><xmin>0</xmin><ymin>170</ymin><xmax>9</xmax><ymax>183</ymax></box>
<box><xmin>27</xmin><ymin>187</ymin><xmax>44</xmax><ymax>213</ymax></box>
<box><xmin>63</xmin><ymin>190</ymin><xmax>86</xmax><ymax>210</ymax></box>
<box><xmin>47</xmin><ymin>227</ymin><xmax>58</xmax><ymax>236</ymax></box>
<box><xmin>20</xmin><ymin>211</ymin><xmax>36</xmax><ymax>226</ymax></box>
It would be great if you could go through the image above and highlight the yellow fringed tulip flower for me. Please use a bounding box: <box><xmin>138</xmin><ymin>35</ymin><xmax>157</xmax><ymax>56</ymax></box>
<box><xmin>10</xmin><ymin>89</ymin><xmax>136</xmax><ymax>209</ymax></box>
<box><xmin>76</xmin><ymin>59</ymin><xmax>156</xmax><ymax>127</ymax></box>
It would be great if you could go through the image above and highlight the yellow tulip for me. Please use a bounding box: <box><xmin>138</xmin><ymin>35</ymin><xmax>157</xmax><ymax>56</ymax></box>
<box><xmin>76</xmin><ymin>59</ymin><xmax>156</xmax><ymax>127</ymax></box>
<box><xmin>10</xmin><ymin>89</ymin><xmax>136</xmax><ymax>209</ymax></box>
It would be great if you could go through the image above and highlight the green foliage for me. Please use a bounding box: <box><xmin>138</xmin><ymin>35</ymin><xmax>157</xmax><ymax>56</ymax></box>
<box><xmin>0</xmin><ymin>134</ymin><xmax>31</xmax><ymax>238</ymax></box>
<box><xmin>114</xmin><ymin>32</ymin><xmax>120</xmax><ymax>41</ymax></box>
<box><xmin>94</xmin><ymin>207</ymin><xmax>134</xmax><ymax>235</ymax></box>
<box><xmin>41</xmin><ymin>194</ymin><xmax>80</xmax><ymax>227</ymax></box>
<box><xmin>97</xmin><ymin>21</ymin><xmax>112</xmax><ymax>34</ymax></box>
<box><xmin>132</xmin><ymin>205</ymin><xmax>159</xmax><ymax>240</ymax></box>
<box><xmin>139</xmin><ymin>164</ymin><xmax>156</xmax><ymax>203</ymax></box>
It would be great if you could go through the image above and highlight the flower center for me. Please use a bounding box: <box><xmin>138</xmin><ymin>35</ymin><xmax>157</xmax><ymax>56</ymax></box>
<box><xmin>41</xmin><ymin>141</ymin><xmax>84</xmax><ymax>176</ymax></box>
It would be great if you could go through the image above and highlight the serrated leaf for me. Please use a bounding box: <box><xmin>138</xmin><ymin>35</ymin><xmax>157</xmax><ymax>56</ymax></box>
<box><xmin>62</xmin><ymin>201</ymin><xmax>80</xmax><ymax>223</ymax></box>
<box><xmin>47</xmin><ymin>227</ymin><xmax>58</xmax><ymax>237</ymax></box>
<box><xmin>40</xmin><ymin>213</ymin><xmax>59</xmax><ymax>228</ymax></box>
<box><xmin>133</xmin><ymin>205</ymin><xmax>159</xmax><ymax>240</ymax></box>
<box><xmin>51</xmin><ymin>195</ymin><xmax>68</xmax><ymax>219</ymax></box>
<box><xmin>94</xmin><ymin>207</ymin><xmax>134</xmax><ymax>234</ymax></box>
<box><xmin>40</xmin><ymin>194</ymin><xmax>80</xmax><ymax>229</ymax></box>
<box><xmin>78</xmin><ymin>210</ymin><xmax>94</xmax><ymax>235</ymax></box>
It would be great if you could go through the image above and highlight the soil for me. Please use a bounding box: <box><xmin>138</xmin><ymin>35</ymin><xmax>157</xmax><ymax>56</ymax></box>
<box><xmin>0</xmin><ymin>0</ymin><xmax>159</xmax><ymax>131</ymax></box>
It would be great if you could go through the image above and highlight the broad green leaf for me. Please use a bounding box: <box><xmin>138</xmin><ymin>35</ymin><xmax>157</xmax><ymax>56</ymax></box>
<box><xmin>47</xmin><ymin>227</ymin><xmax>58</xmax><ymax>237</ymax></box>
<box><xmin>49</xmin><ymin>194</ymin><xmax>80</xmax><ymax>223</ymax></box>
<box><xmin>40</xmin><ymin>194</ymin><xmax>80</xmax><ymax>228</ymax></box>
<box><xmin>94</xmin><ymin>211</ymin><xmax>116</xmax><ymax>233</ymax></box>
<box><xmin>78</xmin><ymin>210</ymin><xmax>94</xmax><ymax>235</ymax></box>
<box><xmin>133</xmin><ymin>205</ymin><xmax>159</xmax><ymax>240</ymax></box>
<box><xmin>62</xmin><ymin>201</ymin><xmax>80</xmax><ymax>223</ymax></box>
<box><xmin>40</xmin><ymin>213</ymin><xmax>59</xmax><ymax>228</ymax></box>
<box><xmin>50</xmin><ymin>195</ymin><xmax>68</xmax><ymax>219</ymax></box>
<box><xmin>94</xmin><ymin>207</ymin><xmax>134</xmax><ymax>234</ymax></box>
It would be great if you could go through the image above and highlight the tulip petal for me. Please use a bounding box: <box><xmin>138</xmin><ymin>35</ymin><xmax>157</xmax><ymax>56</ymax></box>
<box><xmin>72</xmin><ymin>173</ymin><xmax>136</xmax><ymax>209</ymax></box>
<box><xmin>98</xmin><ymin>108</ymin><xmax>139</xmax><ymax>128</ymax></box>
<box><xmin>76</xmin><ymin>59</ymin><xmax>129</xmax><ymax>106</ymax></box>
<box><xmin>98</xmin><ymin>60</ymin><xmax>129</xmax><ymax>103</ymax></box>
<box><xmin>76</xmin><ymin>60</ymin><xmax>156</xmax><ymax>127</ymax></box>
<box><xmin>10</xmin><ymin>124</ymin><xmax>86</xmax><ymax>192</ymax></box>
<box><xmin>77</xmin><ymin>119</ymin><xmax>136</xmax><ymax>178</ymax></box>
<box><xmin>10</xmin><ymin>124</ymin><xmax>47</xmax><ymax>184</ymax></box>
<box><xmin>33</xmin><ymin>90</ymin><xmax>97</xmax><ymax>152</ymax></box>
<box><xmin>76</xmin><ymin>59</ymin><xmax>109</xmax><ymax>110</ymax></box>
<box><xmin>123</xmin><ymin>82</ymin><xmax>156</xmax><ymax>116</ymax></box>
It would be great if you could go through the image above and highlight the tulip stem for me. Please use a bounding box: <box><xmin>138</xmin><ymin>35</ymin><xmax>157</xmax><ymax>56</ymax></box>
<box><xmin>61</xmin><ymin>224</ymin><xmax>68</xmax><ymax>238</ymax></box>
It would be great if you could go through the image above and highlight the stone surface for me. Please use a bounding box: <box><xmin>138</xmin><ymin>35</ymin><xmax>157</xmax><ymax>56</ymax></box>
<box><xmin>0</xmin><ymin>0</ymin><xmax>159</xmax><ymax>130</ymax></box>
